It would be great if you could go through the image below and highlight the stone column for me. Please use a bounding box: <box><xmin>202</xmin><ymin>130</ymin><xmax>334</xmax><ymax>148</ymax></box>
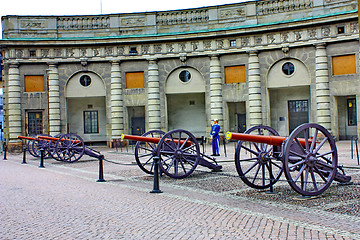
<box><xmin>48</xmin><ymin>62</ymin><xmax>61</xmax><ymax>136</ymax></box>
<box><xmin>110</xmin><ymin>60</ymin><xmax>124</xmax><ymax>138</ymax></box>
<box><xmin>147</xmin><ymin>59</ymin><xmax>161</xmax><ymax>130</ymax></box>
<box><xmin>209</xmin><ymin>55</ymin><xmax>223</xmax><ymax>131</ymax></box>
<box><xmin>315</xmin><ymin>44</ymin><xmax>331</xmax><ymax>130</ymax></box>
<box><xmin>248</xmin><ymin>51</ymin><xmax>262</xmax><ymax>127</ymax></box>
<box><xmin>7</xmin><ymin>62</ymin><xmax>22</xmax><ymax>141</ymax></box>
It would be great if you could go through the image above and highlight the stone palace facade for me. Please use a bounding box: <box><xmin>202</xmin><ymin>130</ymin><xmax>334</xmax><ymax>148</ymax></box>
<box><xmin>0</xmin><ymin>0</ymin><xmax>359</xmax><ymax>148</ymax></box>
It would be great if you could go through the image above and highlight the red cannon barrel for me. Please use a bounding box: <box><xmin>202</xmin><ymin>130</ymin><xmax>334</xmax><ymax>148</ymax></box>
<box><xmin>37</xmin><ymin>135</ymin><xmax>81</xmax><ymax>144</ymax></box>
<box><xmin>121</xmin><ymin>133</ymin><xmax>193</xmax><ymax>146</ymax></box>
<box><xmin>226</xmin><ymin>132</ymin><xmax>310</xmax><ymax>147</ymax></box>
<box><xmin>121</xmin><ymin>134</ymin><xmax>162</xmax><ymax>144</ymax></box>
<box><xmin>17</xmin><ymin>136</ymin><xmax>37</xmax><ymax>141</ymax></box>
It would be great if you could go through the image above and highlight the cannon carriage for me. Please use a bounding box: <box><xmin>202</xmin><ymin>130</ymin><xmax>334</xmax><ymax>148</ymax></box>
<box><xmin>122</xmin><ymin>129</ymin><xmax>222</xmax><ymax>179</ymax></box>
<box><xmin>226</xmin><ymin>123</ymin><xmax>351</xmax><ymax>196</ymax></box>
<box><xmin>18</xmin><ymin>133</ymin><xmax>103</xmax><ymax>162</ymax></box>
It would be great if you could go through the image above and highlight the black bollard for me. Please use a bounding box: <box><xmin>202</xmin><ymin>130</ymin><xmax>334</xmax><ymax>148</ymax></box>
<box><xmin>97</xmin><ymin>155</ymin><xmax>106</xmax><ymax>182</ymax></box>
<box><xmin>39</xmin><ymin>148</ymin><xmax>45</xmax><ymax>168</ymax></box>
<box><xmin>3</xmin><ymin>142</ymin><xmax>7</xmax><ymax>160</ymax></box>
<box><xmin>150</xmin><ymin>156</ymin><xmax>163</xmax><ymax>193</ymax></box>
<box><xmin>22</xmin><ymin>145</ymin><xmax>27</xmax><ymax>164</ymax></box>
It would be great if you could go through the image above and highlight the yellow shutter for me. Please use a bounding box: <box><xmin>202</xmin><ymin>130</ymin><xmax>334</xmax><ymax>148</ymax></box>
<box><xmin>24</xmin><ymin>75</ymin><xmax>45</xmax><ymax>92</ymax></box>
<box><xmin>332</xmin><ymin>54</ymin><xmax>356</xmax><ymax>75</ymax></box>
<box><xmin>225</xmin><ymin>66</ymin><xmax>246</xmax><ymax>84</ymax></box>
<box><xmin>126</xmin><ymin>72</ymin><xmax>145</xmax><ymax>89</ymax></box>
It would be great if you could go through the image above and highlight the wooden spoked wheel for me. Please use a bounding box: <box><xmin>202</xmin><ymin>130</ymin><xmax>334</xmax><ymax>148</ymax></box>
<box><xmin>55</xmin><ymin>133</ymin><xmax>85</xmax><ymax>163</ymax></box>
<box><xmin>157</xmin><ymin>129</ymin><xmax>200</xmax><ymax>179</ymax></box>
<box><xmin>32</xmin><ymin>134</ymin><xmax>53</xmax><ymax>159</ymax></box>
<box><xmin>134</xmin><ymin>130</ymin><xmax>165</xmax><ymax>175</ymax></box>
<box><xmin>283</xmin><ymin>123</ymin><xmax>338</xmax><ymax>196</ymax></box>
<box><xmin>235</xmin><ymin>125</ymin><xmax>283</xmax><ymax>189</ymax></box>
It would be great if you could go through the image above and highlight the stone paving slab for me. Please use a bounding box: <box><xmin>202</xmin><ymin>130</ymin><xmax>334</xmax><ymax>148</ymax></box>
<box><xmin>1</xmin><ymin>140</ymin><xmax>360</xmax><ymax>239</ymax></box>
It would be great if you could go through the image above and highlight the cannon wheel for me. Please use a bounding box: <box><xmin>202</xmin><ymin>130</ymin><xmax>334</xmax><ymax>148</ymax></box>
<box><xmin>55</xmin><ymin>133</ymin><xmax>85</xmax><ymax>163</ymax></box>
<box><xmin>134</xmin><ymin>130</ymin><xmax>165</xmax><ymax>175</ymax></box>
<box><xmin>49</xmin><ymin>134</ymin><xmax>65</xmax><ymax>161</ymax></box>
<box><xmin>157</xmin><ymin>129</ymin><xmax>200</xmax><ymax>179</ymax></box>
<box><xmin>235</xmin><ymin>125</ymin><xmax>283</xmax><ymax>189</ymax></box>
<box><xmin>32</xmin><ymin>134</ymin><xmax>53</xmax><ymax>159</ymax></box>
<box><xmin>283</xmin><ymin>123</ymin><xmax>338</xmax><ymax>196</ymax></box>
<box><xmin>27</xmin><ymin>135</ymin><xmax>38</xmax><ymax>157</ymax></box>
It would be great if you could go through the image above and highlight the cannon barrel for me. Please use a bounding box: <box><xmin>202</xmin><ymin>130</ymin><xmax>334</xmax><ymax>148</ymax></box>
<box><xmin>121</xmin><ymin>133</ymin><xmax>192</xmax><ymax>146</ymax></box>
<box><xmin>37</xmin><ymin>135</ymin><xmax>81</xmax><ymax>143</ymax></box>
<box><xmin>121</xmin><ymin>134</ymin><xmax>162</xmax><ymax>144</ymax></box>
<box><xmin>17</xmin><ymin>136</ymin><xmax>37</xmax><ymax>141</ymax></box>
<box><xmin>226</xmin><ymin>131</ymin><xmax>310</xmax><ymax>147</ymax></box>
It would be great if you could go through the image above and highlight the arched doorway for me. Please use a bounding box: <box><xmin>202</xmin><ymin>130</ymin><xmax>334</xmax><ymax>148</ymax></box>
<box><xmin>66</xmin><ymin>71</ymin><xmax>106</xmax><ymax>142</ymax></box>
<box><xmin>268</xmin><ymin>59</ymin><xmax>311</xmax><ymax>136</ymax></box>
<box><xmin>165</xmin><ymin>67</ymin><xmax>206</xmax><ymax>137</ymax></box>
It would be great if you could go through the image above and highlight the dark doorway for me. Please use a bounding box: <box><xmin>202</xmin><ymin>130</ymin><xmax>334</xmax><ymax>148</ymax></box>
<box><xmin>27</xmin><ymin>111</ymin><xmax>43</xmax><ymax>135</ymax></box>
<box><xmin>131</xmin><ymin>117</ymin><xmax>145</xmax><ymax>136</ymax></box>
<box><xmin>237</xmin><ymin>113</ymin><xmax>246</xmax><ymax>133</ymax></box>
<box><xmin>288</xmin><ymin>100</ymin><xmax>309</xmax><ymax>134</ymax></box>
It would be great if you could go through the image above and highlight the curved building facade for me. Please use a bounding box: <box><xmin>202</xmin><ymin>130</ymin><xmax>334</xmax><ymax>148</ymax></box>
<box><xmin>0</xmin><ymin>0</ymin><xmax>359</xmax><ymax>148</ymax></box>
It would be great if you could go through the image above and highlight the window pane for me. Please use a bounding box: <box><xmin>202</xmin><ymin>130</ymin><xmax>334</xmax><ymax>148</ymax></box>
<box><xmin>84</xmin><ymin>111</ymin><xmax>99</xmax><ymax>134</ymax></box>
<box><xmin>348</xmin><ymin>99</ymin><xmax>357</xmax><ymax>126</ymax></box>
<box><xmin>28</xmin><ymin>112</ymin><xmax>43</xmax><ymax>135</ymax></box>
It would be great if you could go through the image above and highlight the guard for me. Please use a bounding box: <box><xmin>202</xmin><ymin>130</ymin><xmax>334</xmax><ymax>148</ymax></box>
<box><xmin>210</xmin><ymin>119</ymin><xmax>220</xmax><ymax>156</ymax></box>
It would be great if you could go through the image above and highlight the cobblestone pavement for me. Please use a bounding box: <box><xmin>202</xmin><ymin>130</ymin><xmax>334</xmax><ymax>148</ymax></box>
<box><xmin>1</xmin><ymin>140</ymin><xmax>360</xmax><ymax>239</ymax></box>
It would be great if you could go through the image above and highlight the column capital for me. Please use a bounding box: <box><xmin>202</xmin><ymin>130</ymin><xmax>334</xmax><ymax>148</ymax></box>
<box><xmin>8</xmin><ymin>61</ymin><xmax>19</xmax><ymax>67</ymax></box>
<box><xmin>315</xmin><ymin>42</ymin><xmax>327</xmax><ymax>48</ymax></box>
<box><xmin>147</xmin><ymin>57</ymin><xmax>158</xmax><ymax>63</ymax></box>
<box><xmin>247</xmin><ymin>49</ymin><xmax>258</xmax><ymax>55</ymax></box>
<box><xmin>47</xmin><ymin>61</ymin><xmax>58</xmax><ymax>66</ymax></box>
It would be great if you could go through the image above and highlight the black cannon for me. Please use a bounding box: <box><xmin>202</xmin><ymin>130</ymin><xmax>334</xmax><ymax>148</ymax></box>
<box><xmin>122</xmin><ymin>129</ymin><xmax>222</xmax><ymax>179</ymax></box>
<box><xmin>226</xmin><ymin>123</ymin><xmax>351</xmax><ymax>196</ymax></box>
<box><xmin>18</xmin><ymin>133</ymin><xmax>103</xmax><ymax>162</ymax></box>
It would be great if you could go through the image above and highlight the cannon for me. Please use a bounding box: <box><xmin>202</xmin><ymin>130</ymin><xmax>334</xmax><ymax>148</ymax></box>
<box><xmin>121</xmin><ymin>129</ymin><xmax>222</xmax><ymax>179</ymax></box>
<box><xmin>18</xmin><ymin>133</ymin><xmax>103</xmax><ymax>162</ymax></box>
<box><xmin>226</xmin><ymin>123</ymin><xmax>351</xmax><ymax>196</ymax></box>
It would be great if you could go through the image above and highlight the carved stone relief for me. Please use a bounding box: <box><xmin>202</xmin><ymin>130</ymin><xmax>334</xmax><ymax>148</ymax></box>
<box><xmin>204</xmin><ymin>40</ymin><xmax>212</xmax><ymax>50</ymax></box>
<box><xmin>191</xmin><ymin>42</ymin><xmax>199</xmax><ymax>51</ymax></box>
<box><xmin>179</xmin><ymin>43</ymin><xmax>186</xmax><ymax>52</ymax></box>
<box><xmin>41</xmin><ymin>49</ymin><xmax>49</xmax><ymax>58</ymax></box>
<box><xmin>220</xmin><ymin>7</ymin><xmax>245</xmax><ymax>19</ymax></box>
<box><xmin>16</xmin><ymin>49</ymin><xmax>23</xmax><ymax>58</ymax></box>
<box><xmin>267</xmin><ymin>34</ymin><xmax>276</xmax><ymax>44</ymax></box>
<box><xmin>121</xmin><ymin>17</ymin><xmax>145</xmax><ymax>26</ymax></box>
<box><xmin>241</xmin><ymin>37</ymin><xmax>250</xmax><ymax>47</ymax></box>
<box><xmin>217</xmin><ymin>40</ymin><xmax>224</xmax><ymax>49</ymax></box>
<box><xmin>54</xmin><ymin>49</ymin><xmax>62</xmax><ymax>57</ymax></box>
<box><xmin>154</xmin><ymin>45</ymin><xmax>162</xmax><ymax>54</ymax></box>
<box><xmin>66</xmin><ymin>49</ymin><xmax>75</xmax><ymax>57</ymax></box>
<box><xmin>322</xmin><ymin>27</ymin><xmax>331</xmax><ymax>37</ymax></box>
<box><xmin>105</xmin><ymin>47</ymin><xmax>113</xmax><ymax>56</ymax></box>
<box><xmin>93</xmin><ymin>48</ymin><xmax>100</xmax><ymax>57</ymax></box>
<box><xmin>117</xmin><ymin>47</ymin><xmax>125</xmax><ymax>56</ymax></box>
<box><xmin>308</xmin><ymin>29</ymin><xmax>317</xmax><ymax>39</ymax></box>
<box><xmin>166</xmin><ymin>44</ymin><xmax>174</xmax><ymax>53</ymax></box>
<box><xmin>142</xmin><ymin>45</ymin><xmax>150</xmax><ymax>55</ymax></box>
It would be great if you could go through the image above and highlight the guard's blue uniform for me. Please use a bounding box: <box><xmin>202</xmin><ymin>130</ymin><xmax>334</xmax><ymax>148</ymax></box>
<box><xmin>210</xmin><ymin>123</ymin><xmax>220</xmax><ymax>156</ymax></box>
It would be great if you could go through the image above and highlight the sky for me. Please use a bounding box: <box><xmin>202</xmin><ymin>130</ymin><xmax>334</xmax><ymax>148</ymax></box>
<box><xmin>0</xmin><ymin>0</ymin><xmax>250</xmax><ymax>39</ymax></box>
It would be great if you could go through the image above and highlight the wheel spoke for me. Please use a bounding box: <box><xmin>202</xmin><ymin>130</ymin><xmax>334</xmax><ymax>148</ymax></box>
<box><xmin>250</xmin><ymin>163</ymin><xmax>262</xmax><ymax>184</ymax></box>
<box><xmin>310</xmin><ymin>168</ymin><xmax>318</xmax><ymax>192</ymax></box>
<box><xmin>243</xmin><ymin>161</ymin><xmax>260</xmax><ymax>176</ymax></box>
